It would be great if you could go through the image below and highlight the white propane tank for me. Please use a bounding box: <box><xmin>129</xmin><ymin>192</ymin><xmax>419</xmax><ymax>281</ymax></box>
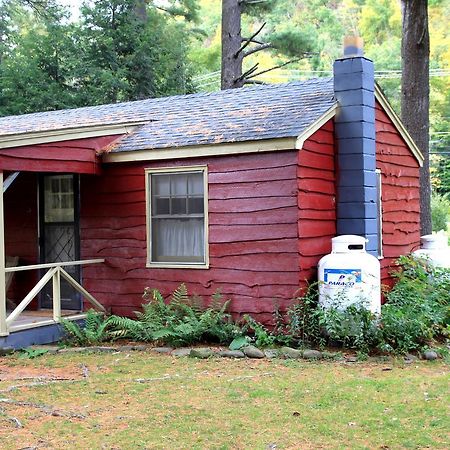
<box><xmin>412</xmin><ymin>234</ymin><xmax>450</xmax><ymax>269</ymax></box>
<box><xmin>318</xmin><ymin>235</ymin><xmax>381</xmax><ymax>314</ymax></box>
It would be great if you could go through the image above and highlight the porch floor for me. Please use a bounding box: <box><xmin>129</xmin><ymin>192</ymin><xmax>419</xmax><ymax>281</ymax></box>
<box><xmin>7</xmin><ymin>309</ymin><xmax>83</xmax><ymax>333</ymax></box>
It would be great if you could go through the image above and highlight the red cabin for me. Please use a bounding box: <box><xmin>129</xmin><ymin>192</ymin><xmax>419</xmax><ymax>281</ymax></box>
<box><xmin>0</xmin><ymin>51</ymin><xmax>423</xmax><ymax>347</ymax></box>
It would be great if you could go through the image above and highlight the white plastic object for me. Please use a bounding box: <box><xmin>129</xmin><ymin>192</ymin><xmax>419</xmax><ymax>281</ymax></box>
<box><xmin>412</xmin><ymin>233</ymin><xmax>450</xmax><ymax>269</ymax></box>
<box><xmin>318</xmin><ymin>235</ymin><xmax>381</xmax><ymax>314</ymax></box>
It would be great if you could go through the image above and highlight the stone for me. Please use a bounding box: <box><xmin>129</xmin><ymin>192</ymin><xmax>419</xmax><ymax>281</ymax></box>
<box><xmin>89</xmin><ymin>346</ymin><xmax>117</xmax><ymax>353</ymax></box>
<box><xmin>345</xmin><ymin>356</ymin><xmax>358</xmax><ymax>363</ymax></box>
<box><xmin>423</xmin><ymin>350</ymin><xmax>438</xmax><ymax>361</ymax></box>
<box><xmin>218</xmin><ymin>350</ymin><xmax>245</xmax><ymax>358</ymax></box>
<box><xmin>243</xmin><ymin>345</ymin><xmax>265</xmax><ymax>359</ymax></box>
<box><xmin>302</xmin><ymin>349</ymin><xmax>322</xmax><ymax>360</ymax></box>
<box><xmin>322</xmin><ymin>351</ymin><xmax>342</xmax><ymax>360</ymax></box>
<box><xmin>171</xmin><ymin>348</ymin><xmax>191</xmax><ymax>357</ymax></box>
<box><xmin>264</xmin><ymin>349</ymin><xmax>280</xmax><ymax>359</ymax></box>
<box><xmin>190</xmin><ymin>348</ymin><xmax>214</xmax><ymax>359</ymax></box>
<box><xmin>280</xmin><ymin>347</ymin><xmax>303</xmax><ymax>359</ymax></box>
<box><xmin>404</xmin><ymin>353</ymin><xmax>418</xmax><ymax>364</ymax></box>
<box><xmin>118</xmin><ymin>345</ymin><xmax>147</xmax><ymax>352</ymax></box>
<box><xmin>152</xmin><ymin>347</ymin><xmax>173</xmax><ymax>354</ymax></box>
<box><xmin>0</xmin><ymin>347</ymin><xmax>14</xmax><ymax>356</ymax></box>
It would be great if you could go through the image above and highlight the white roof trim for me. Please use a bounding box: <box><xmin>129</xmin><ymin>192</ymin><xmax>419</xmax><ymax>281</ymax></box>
<box><xmin>374</xmin><ymin>84</ymin><xmax>424</xmax><ymax>167</ymax></box>
<box><xmin>102</xmin><ymin>137</ymin><xmax>297</xmax><ymax>163</ymax></box>
<box><xmin>295</xmin><ymin>104</ymin><xmax>338</xmax><ymax>149</ymax></box>
<box><xmin>0</xmin><ymin>122</ymin><xmax>147</xmax><ymax>150</ymax></box>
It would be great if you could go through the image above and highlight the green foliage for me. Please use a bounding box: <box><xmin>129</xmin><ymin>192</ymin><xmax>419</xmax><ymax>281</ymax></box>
<box><xmin>229</xmin><ymin>335</ymin><xmax>251</xmax><ymax>350</ymax></box>
<box><xmin>319</xmin><ymin>303</ymin><xmax>380</xmax><ymax>353</ymax></box>
<box><xmin>109</xmin><ymin>284</ymin><xmax>241</xmax><ymax>347</ymax></box>
<box><xmin>61</xmin><ymin>310</ymin><xmax>116</xmax><ymax>346</ymax></box>
<box><xmin>18</xmin><ymin>347</ymin><xmax>48</xmax><ymax>359</ymax></box>
<box><xmin>379</xmin><ymin>256</ymin><xmax>450</xmax><ymax>354</ymax></box>
<box><xmin>284</xmin><ymin>282</ymin><xmax>323</xmax><ymax>348</ymax></box>
<box><xmin>431</xmin><ymin>192</ymin><xmax>450</xmax><ymax>231</ymax></box>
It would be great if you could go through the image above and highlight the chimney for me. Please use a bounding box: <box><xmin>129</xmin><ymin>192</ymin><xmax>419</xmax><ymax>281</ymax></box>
<box><xmin>333</xmin><ymin>37</ymin><xmax>378</xmax><ymax>256</ymax></box>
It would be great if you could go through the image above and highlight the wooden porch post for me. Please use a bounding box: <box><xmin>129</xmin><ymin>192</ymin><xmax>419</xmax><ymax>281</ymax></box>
<box><xmin>0</xmin><ymin>171</ymin><xmax>8</xmax><ymax>336</ymax></box>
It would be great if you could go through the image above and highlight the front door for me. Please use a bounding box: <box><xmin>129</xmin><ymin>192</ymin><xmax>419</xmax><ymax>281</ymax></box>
<box><xmin>39</xmin><ymin>174</ymin><xmax>81</xmax><ymax>310</ymax></box>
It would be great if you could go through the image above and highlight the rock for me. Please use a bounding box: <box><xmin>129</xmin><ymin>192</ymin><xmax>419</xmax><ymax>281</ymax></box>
<box><xmin>345</xmin><ymin>356</ymin><xmax>358</xmax><ymax>363</ymax></box>
<box><xmin>243</xmin><ymin>345</ymin><xmax>265</xmax><ymax>359</ymax></box>
<box><xmin>218</xmin><ymin>350</ymin><xmax>245</xmax><ymax>358</ymax></box>
<box><xmin>152</xmin><ymin>347</ymin><xmax>173</xmax><ymax>354</ymax></box>
<box><xmin>404</xmin><ymin>353</ymin><xmax>418</xmax><ymax>364</ymax></box>
<box><xmin>302</xmin><ymin>349</ymin><xmax>322</xmax><ymax>360</ymax></box>
<box><xmin>189</xmin><ymin>348</ymin><xmax>214</xmax><ymax>359</ymax></box>
<box><xmin>58</xmin><ymin>347</ymin><xmax>88</xmax><ymax>353</ymax></box>
<box><xmin>119</xmin><ymin>345</ymin><xmax>147</xmax><ymax>352</ymax></box>
<box><xmin>0</xmin><ymin>347</ymin><xmax>14</xmax><ymax>356</ymax></box>
<box><xmin>423</xmin><ymin>350</ymin><xmax>438</xmax><ymax>361</ymax></box>
<box><xmin>264</xmin><ymin>349</ymin><xmax>280</xmax><ymax>359</ymax></box>
<box><xmin>171</xmin><ymin>348</ymin><xmax>191</xmax><ymax>357</ymax></box>
<box><xmin>280</xmin><ymin>347</ymin><xmax>303</xmax><ymax>359</ymax></box>
<box><xmin>322</xmin><ymin>351</ymin><xmax>342</xmax><ymax>360</ymax></box>
<box><xmin>90</xmin><ymin>346</ymin><xmax>117</xmax><ymax>353</ymax></box>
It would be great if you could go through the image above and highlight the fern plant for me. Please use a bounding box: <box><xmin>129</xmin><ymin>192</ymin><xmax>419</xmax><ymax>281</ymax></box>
<box><xmin>61</xmin><ymin>310</ymin><xmax>116</xmax><ymax>346</ymax></box>
<box><xmin>108</xmin><ymin>285</ymin><xmax>241</xmax><ymax>347</ymax></box>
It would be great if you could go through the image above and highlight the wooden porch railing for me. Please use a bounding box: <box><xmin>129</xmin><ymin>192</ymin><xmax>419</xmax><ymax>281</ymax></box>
<box><xmin>0</xmin><ymin>259</ymin><xmax>106</xmax><ymax>337</ymax></box>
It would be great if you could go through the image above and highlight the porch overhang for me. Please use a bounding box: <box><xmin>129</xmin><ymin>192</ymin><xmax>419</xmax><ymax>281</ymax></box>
<box><xmin>0</xmin><ymin>135</ymin><xmax>124</xmax><ymax>175</ymax></box>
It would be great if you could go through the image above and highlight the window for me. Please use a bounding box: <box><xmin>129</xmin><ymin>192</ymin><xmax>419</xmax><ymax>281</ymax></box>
<box><xmin>376</xmin><ymin>169</ymin><xmax>383</xmax><ymax>258</ymax></box>
<box><xmin>146</xmin><ymin>166</ymin><xmax>208</xmax><ymax>267</ymax></box>
<box><xmin>44</xmin><ymin>175</ymin><xmax>74</xmax><ymax>223</ymax></box>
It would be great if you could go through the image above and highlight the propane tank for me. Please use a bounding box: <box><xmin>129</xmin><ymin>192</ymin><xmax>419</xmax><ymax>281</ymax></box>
<box><xmin>412</xmin><ymin>234</ymin><xmax>450</xmax><ymax>269</ymax></box>
<box><xmin>318</xmin><ymin>235</ymin><xmax>381</xmax><ymax>314</ymax></box>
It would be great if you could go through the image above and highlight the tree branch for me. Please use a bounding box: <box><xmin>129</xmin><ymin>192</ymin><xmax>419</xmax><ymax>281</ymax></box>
<box><xmin>235</xmin><ymin>22</ymin><xmax>266</xmax><ymax>57</ymax></box>
<box><xmin>243</xmin><ymin>42</ymin><xmax>272</xmax><ymax>58</ymax></box>
<box><xmin>235</xmin><ymin>63</ymin><xmax>260</xmax><ymax>83</ymax></box>
<box><xmin>246</xmin><ymin>59</ymin><xmax>299</xmax><ymax>80</ymax></box>
<box><xmin>241</xmin><ymin>37</ymin><xmax>265</xmax><ymax>45</ymax></box>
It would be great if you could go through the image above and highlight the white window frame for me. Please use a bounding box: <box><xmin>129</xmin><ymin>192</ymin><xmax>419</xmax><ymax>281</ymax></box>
<box><xmin>145</xmin><ymin>165</ymin><xmax>209</xmax><ymax>269</ymax></box>
<box><xmin>376</xmin><ymin>168</ymin><xmax>384</xmax><ymax>259</ymax></box>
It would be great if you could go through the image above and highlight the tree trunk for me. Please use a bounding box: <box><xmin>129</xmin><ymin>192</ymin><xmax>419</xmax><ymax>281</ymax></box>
<box><xmin>221</xmin><ymin>0</ymin><xmax>243</xmax><ymax>89</ymax></box>
<box><xmin>401</xmin><ymin>0</ymin><xmax>431</xmax><ymax>235</ymax></box>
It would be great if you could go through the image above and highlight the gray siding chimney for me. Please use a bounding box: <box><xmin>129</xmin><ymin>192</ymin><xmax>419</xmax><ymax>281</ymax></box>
<box><xmin>333</xmin><ymin>37</ymin><xmax>378</xmax><ymax>255</ymax></box>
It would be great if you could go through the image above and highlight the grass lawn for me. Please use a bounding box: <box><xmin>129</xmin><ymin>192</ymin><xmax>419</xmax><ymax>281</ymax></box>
<box><xmin>0</xmin><ymin>350</ymin><xmax>448</xmax><ymax>449</ymax></box>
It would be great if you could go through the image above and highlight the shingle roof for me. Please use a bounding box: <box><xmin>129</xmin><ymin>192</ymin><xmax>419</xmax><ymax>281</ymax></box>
<box><xmin>0</xmin><ymin>78</ymin><xmax>336</xmax><ymax>152</ymax></box>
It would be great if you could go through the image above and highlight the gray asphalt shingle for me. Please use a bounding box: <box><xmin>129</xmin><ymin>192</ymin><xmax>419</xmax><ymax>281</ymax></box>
<box><xmin>0</xmin><ymin>78</ymin><xmax>336</xmax><ymax>152</ymax></box>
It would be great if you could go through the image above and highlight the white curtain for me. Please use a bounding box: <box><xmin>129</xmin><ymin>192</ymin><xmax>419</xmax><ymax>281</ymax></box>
<box><xmin>153</xmin><ymin>218</ymin><xmax>204</xmax><ymax>261</ymax></box>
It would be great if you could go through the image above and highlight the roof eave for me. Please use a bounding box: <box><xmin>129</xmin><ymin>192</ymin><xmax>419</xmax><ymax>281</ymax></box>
<box><xmin>0</xmin><ymin>121</ymin><xmax>147</xmax><ymax>150</ymax></box>
<box><xmin>295</xmin><ymin>104</ymin><xmax>338</xmax><ymax>149</ymax></box>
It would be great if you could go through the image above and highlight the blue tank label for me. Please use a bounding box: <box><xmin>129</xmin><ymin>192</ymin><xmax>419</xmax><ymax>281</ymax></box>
<box><xmin>324</xmin><ymin>269</ymin><xmax>362</xmax><ymax>286</ymax></box>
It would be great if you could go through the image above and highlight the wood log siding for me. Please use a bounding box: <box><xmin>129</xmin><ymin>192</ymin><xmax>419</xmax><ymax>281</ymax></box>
<box><xmin>80</xmin><ymin>150</ymin><xmax>301</xmax><ymax>317</ymax></box>
<box><xmin>375</xmin><ymin>101</ymin><xmax>421</xmax><ymax>286</ymax></box>
<box><xmin>298</xmin><ymin>120</ymin><xmax>336</xmax><ymax>284</ymax></box>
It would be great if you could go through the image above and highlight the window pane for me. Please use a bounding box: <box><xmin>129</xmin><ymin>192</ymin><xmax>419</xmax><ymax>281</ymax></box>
<box><xmin>153</xmin><ymin>175</ymin><xmax>170</xmax><ymax>195</ymax></box>
<box><xmin>172</xmin><ymin>197</ymin><xmax>187</xmax><ymax>214</ymax></box>
<box><xmin>155</xmin><ymin>197</ymin><xmax>170</xmax><ymax>215</ymax></box>
<box><xmin>44</xmin><ymin>175</ymin><xmax>74</xmax><ymax>223</ymax></box>
<box><xmin>188</xmin><ymin>173</ymin><xmax>203</xmax><ymax>195</ymax></box>
<box><xmin>171</xmin><ymin>174</ymin><xmax>187</xmax><ymax>195</ymax></box>
<box><xmin>152</xmin><ymin>218</ymin><xmax>204</xmax><ymax>262</ymax></box>
<box><xmin>188</xmin><ymin>197</ymin><xmax>204</xmax><ymax>214</ymax></box>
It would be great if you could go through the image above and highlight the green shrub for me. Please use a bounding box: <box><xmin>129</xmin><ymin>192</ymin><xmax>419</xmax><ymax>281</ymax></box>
<box><xmin>379</xmin><ymin>255</ymin><xmax>450</xmax><ymax>353</ymax></box>
<box><xmin>431</xmin><ymin>192</ymin><xmax>450</xmax><ymax>232</ymax></box>
<box><xmin>108</xmin><ymin>284</ymin><xmax>241</xmax><ymax>347</ymax></box>
<box><xmin>61</xmin><ymin>310</ymin><xmax>116</xmax><ymax>346</ymax></box>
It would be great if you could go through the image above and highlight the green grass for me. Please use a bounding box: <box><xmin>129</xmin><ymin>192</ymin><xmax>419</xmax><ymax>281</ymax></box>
<box><xmin>0</xmin><ymin>352</ymin><xmax>448</xmax><ymax>449</ymax></box>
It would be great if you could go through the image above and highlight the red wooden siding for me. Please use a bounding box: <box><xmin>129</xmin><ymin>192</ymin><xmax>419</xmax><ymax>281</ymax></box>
<box><xmin>3</xmin><ymin>172</ymin><xmax>39</xmax><ymax>306</ymax></box>
<box><xmin>375</xmin><ymin>101</ymin><xmax>421</xmax><ymax>286</ymax></box>
<box><xmin>0</xmin><ymin>136</ymin><xmax>120</xmax><ymax>173</ymax></box>
<box><xmin>298</xmin><ymin>120</ymin><xmax>336</xmax><ymax>284</ymax></box>
<box><xmin>80</xmin><ymin>151</ymin><xmax>300</xmax><ymax>320</ymax></box>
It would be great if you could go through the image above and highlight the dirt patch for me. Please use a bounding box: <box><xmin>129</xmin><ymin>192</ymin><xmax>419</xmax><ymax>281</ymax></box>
<box><xmin>0</xmin><ymin>362</ymin><xmax>83</xmax><ymax>382</ymax></box>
